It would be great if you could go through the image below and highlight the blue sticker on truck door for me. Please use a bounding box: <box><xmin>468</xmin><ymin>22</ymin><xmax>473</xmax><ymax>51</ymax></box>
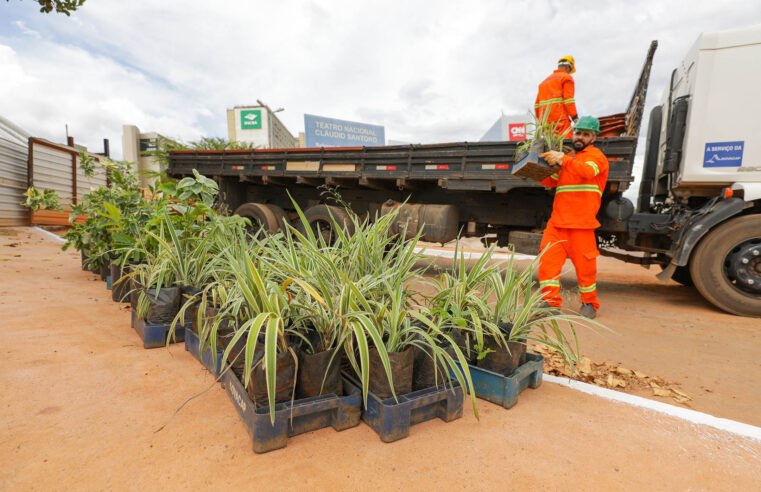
<box><xmin>703</xmin><ymin>141</ymin><xmax>744</xmax><ymax>167</ymax></box>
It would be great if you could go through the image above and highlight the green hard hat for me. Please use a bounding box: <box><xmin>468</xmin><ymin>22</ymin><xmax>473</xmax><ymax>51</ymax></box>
<box><xmin>574</xmin><ymin>115</ymin><xmax>600</xmax><ymax>134</ymax></box>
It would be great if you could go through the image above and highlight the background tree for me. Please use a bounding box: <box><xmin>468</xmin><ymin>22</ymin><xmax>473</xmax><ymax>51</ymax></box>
<box><xmin>6</xmin><ymin>0</ymin><xmax>86</xmax><ymax>16</ymax></box>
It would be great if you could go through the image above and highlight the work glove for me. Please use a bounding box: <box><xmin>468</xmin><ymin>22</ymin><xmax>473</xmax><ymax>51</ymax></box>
<box><xmin>539</xmin><ymin>151</ymin><xmax>565</xmax><ymax>166</ymax></box>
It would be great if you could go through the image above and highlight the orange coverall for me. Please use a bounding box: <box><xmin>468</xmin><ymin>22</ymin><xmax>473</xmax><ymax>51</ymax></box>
<box><xmin>535</xmin><ymin>70</ymin><xmax>578</xmax><ymax>137</ymax></box>
<box><xmin>538</xmin><ymin>145</ymin><xmax>609</xmax><ymax>309</ymax></box>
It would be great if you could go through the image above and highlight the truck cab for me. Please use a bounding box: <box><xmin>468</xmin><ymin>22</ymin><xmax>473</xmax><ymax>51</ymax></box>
<box><xmin>627</xmin><ymin>25</ymin><xmax>761</xmax><ymax>316</ymax></box>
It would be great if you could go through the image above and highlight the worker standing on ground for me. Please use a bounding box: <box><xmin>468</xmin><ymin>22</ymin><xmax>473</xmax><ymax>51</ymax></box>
<box><xmin>535</xmin><ymin>56</ymin><xmax>578</xmax><ymax>137</ymax></box>
<box><xmin>536</xmin><ymin>116</ymin><xmax>608</xmax><ymax>319</ymax></box>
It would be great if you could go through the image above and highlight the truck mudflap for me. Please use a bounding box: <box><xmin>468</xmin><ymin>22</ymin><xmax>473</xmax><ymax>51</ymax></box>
<box><xmin>657</xmin><ymin>197</ymin><xmax>748</xmax><ymax>280</ymax></box>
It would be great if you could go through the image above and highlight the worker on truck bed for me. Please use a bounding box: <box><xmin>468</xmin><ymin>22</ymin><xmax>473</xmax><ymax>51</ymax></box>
<box><xmin>535</xmin><ymin>55</ymin><xmax>578</xmax><ymax>137</ymax></box>
<box><xmin>536</xmin><ymin>116</ymin><xmax>609</xmax><ymax>319</ymax></box>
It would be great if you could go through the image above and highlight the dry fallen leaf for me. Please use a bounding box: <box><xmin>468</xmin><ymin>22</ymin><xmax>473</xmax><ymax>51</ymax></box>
<box><xmin>615</xmin><ymin>367</ymin><xmax>633</xmax><ymax>376</ymax></box>
<box><xmin>579</xmin><ymin>357</ymin><xmax>593</xmax><ymax>374</ymax></box>
<box><xmin>652</xmin><ymin>388</ymin><xmax>672</xmax><ymax>397</ymax></box>
<box><xmin>672</xmin><ymin>389</ymin><xmax>692</xmax><ymax>400</ymax></box>
<box><xmin>633</xmin><ymin>370</ymin><xmax>647</xmax><ymax>379</ymax></box>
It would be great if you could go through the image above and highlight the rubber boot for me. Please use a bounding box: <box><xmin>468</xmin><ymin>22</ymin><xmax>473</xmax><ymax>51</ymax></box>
<box><xmin>580</xmin><ymin>303</ymin><xmax>597</xmax><ymax>319</ymax></box>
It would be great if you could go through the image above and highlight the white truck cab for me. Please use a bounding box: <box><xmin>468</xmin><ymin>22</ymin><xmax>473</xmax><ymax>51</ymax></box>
<box><xmin>657</xmin><ymin>25</ymin><xmax>761</xmax><ymax>196</ymax></box>
<box><xmin>635</xmin><ymin>25</ymin><xmax>761</xmax><ymax>316</ymax></box>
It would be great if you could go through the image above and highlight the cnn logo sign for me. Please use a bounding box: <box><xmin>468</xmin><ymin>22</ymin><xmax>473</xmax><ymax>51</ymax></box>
<box><xmin>508</xmin><ymin>124</ymin><xmax>527</xmax><ymax>141</ymax></box>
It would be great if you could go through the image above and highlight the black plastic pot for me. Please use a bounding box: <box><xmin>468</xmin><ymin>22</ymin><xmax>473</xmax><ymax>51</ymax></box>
<box><xmin>476</xmin><ymin>322</ymin><xmax>526</xmax><ymax>376</ymax></box>
<box><xmin>221</xmin><ymin>327</ymin><xmax>247</xmax><ymax>378</ymax></box>
<box><xmin>99</xmin><ymin>260</ymin><xmax>109</xmax><ymax>281</ymax></box>
<box><xmin>412</xmin><ymin>346</ymin><xmax>439</xmax><ymax>390</ymax></box>
<box><xmin>448</xmin><ymin>328</ymin><xmax>476</xmax><ymax>364</ymax></box>
<box><xmin>110</xmin><ymin>262</ymin><xmax>130</xmax><ymax>303</ymax></box>
<box><xmin>181</xmin><ymin>285</ymin><xmax>204</xmax><ymax>334</ymax></box>
<box><xmin>142</xmin><ymin>286</ymin><xmax>180</xmax><ymax>324</ymax></box>
<box><xmin>296</xmin><ymin>347</ymin><xmax>343</xmax><ymax>398</ymax></box>
<box><xmin>129</xmin><ymin>278</ymin><xmax>140</xmax><ymax>311</ymax></box>
<box><xmin>369</xmin><ymin>346</ymin><xmax>414</xmax><ymax>399</ymax></box>
<box><xmin>247</xmin><ymin>344</ymin><xmax>297</xmax><ymax>407</ymax></box>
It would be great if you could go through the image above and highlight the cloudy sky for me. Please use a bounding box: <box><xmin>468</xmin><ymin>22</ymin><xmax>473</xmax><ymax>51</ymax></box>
<box><xmin>1</xmin><ymin>0</ymin><xmax>759</xmax><ymax>160</ymax></box>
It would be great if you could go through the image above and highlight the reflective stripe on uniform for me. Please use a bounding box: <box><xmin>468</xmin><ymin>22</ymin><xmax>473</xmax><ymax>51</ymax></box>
<box><xmin>584</xmin><ymin>160</ymin><xmax>600</xmax><ymax>175</ymax></box>
<box><xmin>534</xmin><ymin>97</ymin><xmax>563</xmax><ymax>108</ymax></box>
<box><xmin>540</xmin><ymin>279</ymin><xmax>561</xmax><ymax>288</ymax></box>
<box><xmin>556</xmin><ymin>184</ymin><xmax>602</xmax><ymax>196</ymax></box>
<box><xmin>550</xmin><ymin>173</ymin><xmax>559</xmax><ymax>180</ymax></box>
<box><xmin>563</xmin><ymin>98</ymin><xmax>575</xmax><ymax>104</ymax></box>
<box><xmin>579</xmin><ymin>283</ymin><xmax>597</xmax><ymax>293</ymax></box>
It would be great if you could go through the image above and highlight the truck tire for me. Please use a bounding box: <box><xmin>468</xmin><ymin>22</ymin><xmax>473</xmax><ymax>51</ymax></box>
<box><xmin>296</xmin><ymin>205</ymin><xmax>355</xmax><ymax>244</ymax></box>
<box><xmin>266</xmin><ymin>204</ymin><xmax>289</xmax><ymax>231</ymax></box>
<box><xmin>234</xmin><ymin>203</ymin><xmax>287</xmax><ymax>234</ymax></box>
<box><xmin>689</xmin><ymin>215</ymin><xmax>761</xmax><ymax>317</ymax></box>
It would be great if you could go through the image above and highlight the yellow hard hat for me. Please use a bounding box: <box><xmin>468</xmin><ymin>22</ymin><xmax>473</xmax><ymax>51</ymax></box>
<box><xmin>558</xmin><ymin>55</ymin><xmax>576</xmax><ymax>73</ymax></box>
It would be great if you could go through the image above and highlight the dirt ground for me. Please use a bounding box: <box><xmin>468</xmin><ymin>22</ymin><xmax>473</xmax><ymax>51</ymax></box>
<box><xmin>1</xmin><ymin>228</ymin><xmax>760</xmax><ymax>490</ymax></box>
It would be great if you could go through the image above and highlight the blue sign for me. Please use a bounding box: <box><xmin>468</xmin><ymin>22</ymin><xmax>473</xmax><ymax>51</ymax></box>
<box><xmin>703</xmin><ymin>141</ymin><xmax>744</xmax><ymax>168</ymax></box>
<box><xmin>304</xmin><ymin>114</ymin><xmax>385</xmax><ymax>148</ymax></box>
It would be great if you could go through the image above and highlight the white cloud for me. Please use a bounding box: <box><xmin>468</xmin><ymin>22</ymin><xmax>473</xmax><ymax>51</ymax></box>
<box><xmin>13</xmin><ymin>20</ymin><xmax>40</xmax><ymax>38</ymax></box>
<box><xmin>0</xmin><ymin>0</ymin><xmax>759</xmax><ymax>160</ymax></box>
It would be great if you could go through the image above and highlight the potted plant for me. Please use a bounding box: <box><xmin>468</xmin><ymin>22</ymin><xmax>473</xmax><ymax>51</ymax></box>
<box><xmin>218</xmin><ymin>249</ymin><xmax>299</xmax><ymax>424</ymax></box>
<box><xmin>512</xmin><ymin>113</ymin><xmax>569</xmax><ymax>181</ymax></box>
<box><xmin>426</xmin><ymin>242</ymin><xmax>498</xmax><ymax>363</ymax></box>
<box><xmin>476</xmin><ymin>250</ymin><xmax>588</xmax><ymax>376</ymax></box>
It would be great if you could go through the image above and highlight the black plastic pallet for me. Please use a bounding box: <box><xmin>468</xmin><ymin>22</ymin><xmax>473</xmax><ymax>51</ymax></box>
<box><xmin>221</xmin><ymin>368</ymin><xmax>362</xmax><ymax>453</ymax></box>
<box><xmin>343</xmin><ymin>373</ymin><xmax>464</xmax><ymax>443</ymax></box>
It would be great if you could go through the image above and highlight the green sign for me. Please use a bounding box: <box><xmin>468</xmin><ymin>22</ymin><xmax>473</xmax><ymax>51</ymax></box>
<box><xmin>240</xmin><ymin>109</ymin><xmax>262</xmax><ymax>130</ymax></box>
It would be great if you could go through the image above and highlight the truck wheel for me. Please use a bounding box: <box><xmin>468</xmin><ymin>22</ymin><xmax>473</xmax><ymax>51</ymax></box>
<box><xmin>296</xmin><ymin>205</ymin><xmax>355</xmax><ymax>244</ymax></box>
<box><xmin>690</xmin><ymin>215</ymin><xmax>761</xmax><ymax>317</ymax></box>
<box><xmin>234</xmin><ymin>203</ymin><xmax>287</xmax><ymax>234</ymax></box>
<box><xmin>266</xmin><ymin>204</ymin><xmax>289</xmax><ymax>231</ymax></box>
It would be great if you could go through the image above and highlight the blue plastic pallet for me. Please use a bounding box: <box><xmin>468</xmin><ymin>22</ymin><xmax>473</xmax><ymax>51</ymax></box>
<box><xmin>343</xmin><ymin>373</ymin><xmax>464</xmax><ymax>443</ymax></box>
<box><xmin>131</xmin><ymin>309</ymin><xmax>187</xmax><ymax>349</ymax></box>
<box><xmin>466</xmin><ymin>352</ymin><xmax>543</xmax><ymax>409</ymax></box>
<box><xmin>184</xmin><ymin>327</ymin><xmax>223</xmax><ymax>376</ymax></box>
<box><xmin>221</xmin><ymin>368</ymin><xmax>362</xmax><ymax>453</ymax></box>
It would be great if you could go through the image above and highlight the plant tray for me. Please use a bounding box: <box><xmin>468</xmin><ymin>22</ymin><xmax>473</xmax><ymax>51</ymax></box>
<box><xmin>343</xmin><ymin>373</ymin><xmax>464</xmax><ymax>443</ymax></box>
<box><xmin>512</xmin><ymin>151</ymin><xmax>559</xmax><ymax>181</ymax></box>
<box><xmin>131</xmin><ymin>309</ymin><xmax>187</xmax><ymax>349</ymax></box>
<box><xmin>467</xmin><ymin>352</ymin><xmax>543</xmax><ymax>409</ymax></box>
<box><xmin>221</xmin><ymin>368</ymin><xmax>362</xmax><ymax>454</ymax></box>
<box><xmin>184</xmin><ymin>327</ymin><xmax>223</xmax><ymax>376</ymax></box>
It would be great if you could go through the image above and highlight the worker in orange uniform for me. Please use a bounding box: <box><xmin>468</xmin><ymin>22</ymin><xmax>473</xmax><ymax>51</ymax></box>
<box><xmin>535</xmin><ymin>55</ymin><xmax>578</xmax><ymax>137</ymax></box>
<box><xmin>536</xmin><ymin>116</ymin><xmax>608</xmax><ymax>319</ymax></box>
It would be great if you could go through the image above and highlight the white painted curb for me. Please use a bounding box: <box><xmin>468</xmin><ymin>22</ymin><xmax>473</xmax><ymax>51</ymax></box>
<box><xmin>414</xmin><ymin>246</ymin><xmax>536</xmax><ymax>262</ymax></box>
<box><xmin>545</xmin><ymin>374</ymin><xmax>761</xmax><ymax>442</ymax></box>
<box><xmin>32</xmin><ymin>226</ymin><xmax>65</xmax><ymax>244</ymax></box>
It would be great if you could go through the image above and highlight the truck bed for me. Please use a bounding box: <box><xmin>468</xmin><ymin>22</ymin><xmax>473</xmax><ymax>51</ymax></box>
<box><xmin>167</xmin><ymin>138</ymin><xmax>637</xmax><ymax>194</ymax></box>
